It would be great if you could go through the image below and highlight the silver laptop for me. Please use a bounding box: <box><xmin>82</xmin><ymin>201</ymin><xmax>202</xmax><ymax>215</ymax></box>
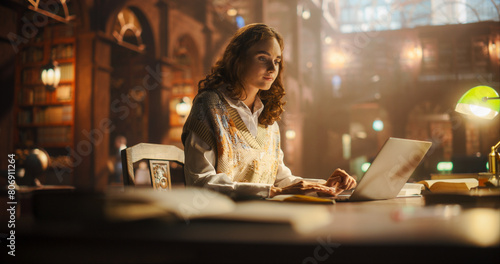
<box><xmin>336</xmin><ymin>137</ymin><xmax>432</xmax><ymax>202</ymax></box>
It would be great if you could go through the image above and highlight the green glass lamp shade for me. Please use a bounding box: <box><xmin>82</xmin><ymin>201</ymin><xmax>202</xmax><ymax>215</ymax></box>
<box><xmin>455</xmin><ymin>86</ymin><xmax>500</xmax><ymax>119</ymax></box>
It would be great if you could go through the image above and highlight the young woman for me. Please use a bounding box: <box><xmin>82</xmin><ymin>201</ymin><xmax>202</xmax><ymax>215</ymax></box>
<box><xmin>182</xmin><ymin>23</ymin><xmax>356</xmax><ymax>199</ymax></box>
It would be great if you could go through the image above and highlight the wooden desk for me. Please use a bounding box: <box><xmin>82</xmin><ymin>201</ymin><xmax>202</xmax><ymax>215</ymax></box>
<box><xmin>11</xmin><ymin>194</ymin><xmax>500</xmax><ymax>264</ymax></box>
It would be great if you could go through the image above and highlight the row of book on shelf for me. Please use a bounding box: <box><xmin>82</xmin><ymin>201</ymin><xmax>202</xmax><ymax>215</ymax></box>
<box><xmin>22</xmin><ymin>42</ymin><xmax>75</xmax><ymax>62</ymax></box>
<box><xmin>21</xmin><ymin>43</ymin><xmax>73</xmax><ymax>60</ymax></box>
<box><xmin>18</xmin><ymin>106</ymin><xmax>73</xmax><ymax>125</ymax></box>
<box><xmin>51</xmin><ymin>43</ymin><xmax>74</xmax><ymax>60</ymax></box>
<box><xmin>20</xmin><ymin>85</ymin><xmax>72</xmax><ymax>104</ymax></box>
<box><xmin>22</xmin><ymin>46</ymin><xmax>44</xmax><ymax>63</ymax></box>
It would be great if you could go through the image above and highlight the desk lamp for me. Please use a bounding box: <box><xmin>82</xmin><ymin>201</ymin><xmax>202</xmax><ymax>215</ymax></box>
<box><xmin>455</xmin><ymin>86</ymin><xmax>500</xmax><ymax>186</ymax></box>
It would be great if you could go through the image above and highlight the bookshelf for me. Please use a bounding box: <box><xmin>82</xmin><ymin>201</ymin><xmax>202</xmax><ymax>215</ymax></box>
<box><xmin>14</xmin><ymin>23</ymin><xmax>76</xmax><ymax>173</ymax></box>
<box><xmin>169</xmin><ymin>69</ymin><xmax>195</xmax><ymax>127</ymax></box>
<box><xmin>166</xmin><ymin>68</ymin><xmax>195</xmax><ymax>142</ymax></box>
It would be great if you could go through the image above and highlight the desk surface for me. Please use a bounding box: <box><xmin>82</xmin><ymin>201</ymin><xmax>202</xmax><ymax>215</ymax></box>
<box><xmin>10</xmin><ymin>194</ymin><xmax>500</xmax><ymax>264</ymax></box>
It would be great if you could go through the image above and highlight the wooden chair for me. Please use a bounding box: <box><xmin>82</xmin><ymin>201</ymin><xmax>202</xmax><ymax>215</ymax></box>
<box><xmin>121</xmin><ymin>143</ymin><xmax>185</xmax><ymax>190</ymax></box>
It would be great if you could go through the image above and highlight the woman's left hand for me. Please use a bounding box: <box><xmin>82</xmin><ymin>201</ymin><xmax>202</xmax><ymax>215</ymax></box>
<box><xmin>325</xmin><ymin>168</ymin><xmax>357</xmax><ymax>195</ymax></box>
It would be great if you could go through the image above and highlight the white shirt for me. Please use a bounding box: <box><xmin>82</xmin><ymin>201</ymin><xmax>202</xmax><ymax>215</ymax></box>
<box><xmin>183</xmin><ymin>91</ymin><xmax>303</xmax><ymax>199</ymax></box>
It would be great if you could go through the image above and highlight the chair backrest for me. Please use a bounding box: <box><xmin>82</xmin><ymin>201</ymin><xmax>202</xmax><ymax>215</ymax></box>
<box><xmin>121</xmin><ymin>143</ymin><xmax>185</xmax><ymax>190</ymax></box>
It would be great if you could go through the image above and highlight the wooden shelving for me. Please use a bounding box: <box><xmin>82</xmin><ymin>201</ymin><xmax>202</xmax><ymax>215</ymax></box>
<box><xmin>14</xmin><ymin>23</ymin><xmax>76</xmax><ymax>156</ymax></box>
<box><xmin>169</xmin><ymin>69</ymin><xmax>195</xmax><ymax>128</ymax></box>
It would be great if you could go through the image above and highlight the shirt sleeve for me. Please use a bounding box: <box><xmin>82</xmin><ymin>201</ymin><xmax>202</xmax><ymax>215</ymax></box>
<box><xmin>183</xmin><ymin>131</ymin><xmax>272</xmax><ymax>199</ymax></box>
<box><xmin>273</xmin><ymin>148</ymin><xmax>305</xmax><ymax>188</ymax></box>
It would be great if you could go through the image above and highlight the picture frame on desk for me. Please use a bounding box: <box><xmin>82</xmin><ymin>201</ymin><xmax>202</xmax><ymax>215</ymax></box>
<box><xmin>149</xmin><ymin>160</ymin><xmax>172</xmax><ymax>191</ymax></box>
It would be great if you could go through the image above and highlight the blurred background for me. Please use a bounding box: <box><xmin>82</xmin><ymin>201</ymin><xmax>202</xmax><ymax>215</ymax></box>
<box><xmin>0</xmin><ymin>0</ymin><xmax>499</xmax><ymax>190</ymax></box>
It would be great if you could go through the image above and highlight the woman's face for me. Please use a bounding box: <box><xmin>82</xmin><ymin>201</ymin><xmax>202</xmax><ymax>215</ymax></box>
<box><xmin>240</xmin><ymin>37</ymin><xmax>282</xmax><ymax>95</ymax></box>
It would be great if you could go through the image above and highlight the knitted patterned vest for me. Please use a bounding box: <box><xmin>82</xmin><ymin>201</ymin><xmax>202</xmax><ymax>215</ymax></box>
<box><xmin>182</xmin><ymin>90</ymin><xmax>280</xmax><ymax>184</ymax></box>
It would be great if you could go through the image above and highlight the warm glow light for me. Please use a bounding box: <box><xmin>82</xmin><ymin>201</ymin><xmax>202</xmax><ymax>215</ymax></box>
<box><xmin>489</xmin><ymin>41</ymin><xmax>499</xmax><ymax>59</ymax></box>
<box><xmin>47</xmin><ymin>69</ymin><xmax>54</xmax><ymax>81</ymax></box>
<box><xmin>302</xmin><ymin>10</ymin><xmax>311</xmax><ymax>20</ymax></box>
<box><xmin>400</xmin><ymin>42</ymin><xmax>422</xmax><ymax>68</ymax></box>
<box><xmin>355</xmin><ymin>131</ymin><xmax>367</xmax><ymax>139</ymax></box>
<box><xmin>405</xmin><ymin>47</ymin><xmax>422</xmax><ymax>59</ymax></box>
<box><xmin>226</xmin><ymin>8</ymin><xmax>237</xmax><ymax>16</ymax></box>
<box><xmin>461</xmin><ymin>209</ymin><xmax>500</xmax><ymax>246</ymax></box>
<box><xmin>55</xmin><ymin>68</ymin><xmax>61</xmax><ymax>84</ymax></box>
<box><xmin>406</xmin><ymin>50</ymin><xmax>415</xmax><ymax>59</ymax></box>
<box><xmin>175</xmin><ymin>97</ymin><xmax>192</xmax><ymax>117</ymax></box>
<box><xmin>41</xmin><ymin>60</ymin><xmax>61</xmax><ymax>90</ymax></box>
<box><xmin>469</xmin><ymin>104</ymin><xmax>492</xmax><ymax>117</ymax></box>
<box><xmin>285</xmin><ymin>130</ymin><xmax>296</xmax><ymax>140</ymax></box>
<box><xmin>455</xmin><ymin>86</ymin><xmax>500</xmax><ymax>120</ymax></box>
<box><xmin>327</xmin><ymin>50</ymin><xmax>347</xmax><ymax>68</ymax></box>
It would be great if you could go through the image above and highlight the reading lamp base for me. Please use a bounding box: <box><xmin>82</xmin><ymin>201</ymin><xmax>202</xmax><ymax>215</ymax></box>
<box><xmin>486</xmin><ymin>141</ymin><xmax>500</xmax><ymax>187</ymax></box>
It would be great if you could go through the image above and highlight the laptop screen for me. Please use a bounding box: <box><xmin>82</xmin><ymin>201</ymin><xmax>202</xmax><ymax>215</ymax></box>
<box><xmin>349</xmin><ymin>137</ymin><xmax>432</xmax><ymax>201</ymax></box>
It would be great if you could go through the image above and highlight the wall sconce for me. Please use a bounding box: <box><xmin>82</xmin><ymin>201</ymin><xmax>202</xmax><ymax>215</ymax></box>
<box><xmin>455</xmin><ymin>85</ymin><xmax>500</xmax><ymax>186</ymax></box>
<box><xmin>41</xmin><ymin>60</ymin><xmax>61</xmax><ymax>91</ymax></box>
<box><xmin>404</xmin><ymin>46</ymin><xmax>422</xmax><ymax>60</ymax></box>
<box><xmin>489</xmin><ymin>39</ymin><xmax>499</xmax><ymax>59</ymax></box>
<box><xmin>175</xmin><ymin>96</ymin><xmax>192</xmax><ymax>118</ymax></box>
<box><xmin>400</xmin><ymin>41</ymin><xmax>422</xmax><ymax>69</ymax></box>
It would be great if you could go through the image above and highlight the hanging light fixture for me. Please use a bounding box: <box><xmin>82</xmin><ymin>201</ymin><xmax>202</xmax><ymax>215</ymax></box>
<box><xmin>41</xmin><ymin>25</ymin><xmax>61</xmax><ymax>91</ymax></box>
<box><xmin>41</xmin><ymin>60</ymin><xmax>61</xmax><ymax>91</ymax></box>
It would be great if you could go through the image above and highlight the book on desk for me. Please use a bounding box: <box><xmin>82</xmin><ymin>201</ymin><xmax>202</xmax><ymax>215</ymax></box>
<box><xmin>417</xmin><ymin>178</ymin><xmax>500</xmax><ymax>208</ymax></box>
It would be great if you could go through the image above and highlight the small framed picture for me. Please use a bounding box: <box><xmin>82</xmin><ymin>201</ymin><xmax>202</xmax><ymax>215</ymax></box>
<box><xmin>149</xmin><ymin>160</ymin><xmax>172</xmax><ymax>190</ymax></box>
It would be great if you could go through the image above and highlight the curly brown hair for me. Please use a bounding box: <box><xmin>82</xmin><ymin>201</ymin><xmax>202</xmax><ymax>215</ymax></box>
<box><xmin>198</xmin><ymin>23</ymin><xmax>285</xmax><ymax>126</ymax></box>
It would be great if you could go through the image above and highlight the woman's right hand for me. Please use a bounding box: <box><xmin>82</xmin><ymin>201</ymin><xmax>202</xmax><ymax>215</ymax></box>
<box><xmin>325</xmin><ymin>168</ymin><xmax>357</xmax><ymax>192</ymax></box>
<box><xmin>269</xmin><ymin>181</ymin><xmax>336</xmax><ymax>198</ymax></box>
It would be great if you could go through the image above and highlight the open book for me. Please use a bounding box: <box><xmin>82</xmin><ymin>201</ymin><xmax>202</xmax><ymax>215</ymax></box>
<box><xmin>105</xmin><ymin>187</ymin><xmax>333</xmax><ymax>234</ymax></box>
<box><xmin>418</xmin><ymin>178</ymin><xmax>479</xmax><ymax>192</ymax></box>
